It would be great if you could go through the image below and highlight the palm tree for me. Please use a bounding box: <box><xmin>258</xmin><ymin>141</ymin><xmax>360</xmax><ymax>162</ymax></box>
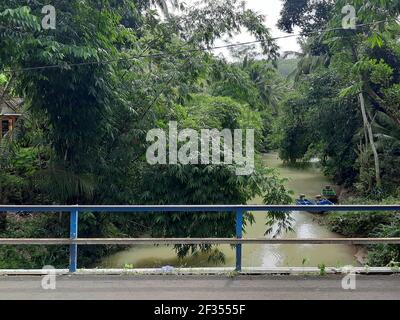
<box><xmin>282</xmin><ymin>38</ymin><xmax>330</xmax><ymax>81</ymax></box>
<box><xmin>246</xmin><ymin>63</ymin><xmax>287</xmax><ymax>114</ymax></box>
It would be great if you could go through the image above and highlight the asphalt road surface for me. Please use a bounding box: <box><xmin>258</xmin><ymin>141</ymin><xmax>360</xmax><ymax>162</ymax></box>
<box><xmin>0</xmin><ymin>275</ymin><xmax>399</xmax><ymax>300</ymax></box>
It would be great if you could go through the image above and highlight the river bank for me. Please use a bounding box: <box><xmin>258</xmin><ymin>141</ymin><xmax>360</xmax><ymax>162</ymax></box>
<box><xmin>99</xmin><ymin>153</ymin><xmax>360</xmax><ymax>269</ymax></box>
<box><xmin>312</xmin><ymin>195</ymin><xmax>400</xmax><ymax>266</ymax></box>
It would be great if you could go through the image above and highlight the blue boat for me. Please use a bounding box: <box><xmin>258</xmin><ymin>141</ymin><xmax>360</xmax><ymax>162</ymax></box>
<box><xmin>316</xmin><ymin>199</ymin><xmax>334</xmax><ymax>206</ymax></box>
<box><xmin>296</xmin><ymin>194</ymin><xmax>334</xmax><ymax>214</ymax></box>
<box><xmin>296</xmin><ymin>199</ymin><xmax>314</xmax><ymax>206</ymax></box>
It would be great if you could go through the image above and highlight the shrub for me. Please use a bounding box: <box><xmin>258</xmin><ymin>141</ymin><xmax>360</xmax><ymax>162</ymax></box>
<box><xmin>368</xmin><ymin>219</ymin><xmax>400</xmax><ymax>266</ymax></box>
<box><xmin>327</xmin><ymin>211</ymin><xmax>397</xmax><ymax>237</ymax></box>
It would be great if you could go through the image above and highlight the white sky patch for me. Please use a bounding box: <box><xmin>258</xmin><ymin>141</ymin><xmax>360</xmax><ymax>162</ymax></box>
<box><xmin>182</xmin><ymin>0</ymin><xmax>301</xmax><ymax>59</ymax></box>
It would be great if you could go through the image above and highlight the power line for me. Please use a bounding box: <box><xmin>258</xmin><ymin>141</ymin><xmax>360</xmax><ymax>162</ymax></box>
<box><xmin>2</xmin><ymin>19</ymin><xmax>392</xmax><ymax>73</ymax></box>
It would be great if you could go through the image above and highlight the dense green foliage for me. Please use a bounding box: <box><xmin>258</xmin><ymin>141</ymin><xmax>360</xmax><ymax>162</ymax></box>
<box><xmin>275</xmin><ymin>0</ymin><xmax>400</xmax><ymax>193</ymax></box>
<box><xmin>1</xmin><ymin>0</ymin><xmax>400</xmax><ymax>268</ymax></box>
<box><xmin>326</xmin><ymin>197</ymin><xmax>400</xmax><ymax>266</ymax></box>
<box><xmin>0</xmin><ymin>0</ymin><xmax>291</xmax><ymax>268</ymax></box>
<box><xmin>275</xmin><ymin>0</ymin><xmax>400</xmax><ymax>266</ymax></box>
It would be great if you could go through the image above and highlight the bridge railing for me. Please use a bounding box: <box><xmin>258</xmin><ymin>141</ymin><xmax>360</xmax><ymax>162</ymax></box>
<box><xmin>0</xmin><ymin>205</ymin><xmax>400</xmax><ymax>273</ymax></box>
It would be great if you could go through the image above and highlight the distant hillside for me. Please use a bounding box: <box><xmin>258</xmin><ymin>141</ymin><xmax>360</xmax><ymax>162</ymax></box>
<box><xmin>276</xmin><ymin>59</ymin><xmax>299</xmax><ymax>78</ymax></box>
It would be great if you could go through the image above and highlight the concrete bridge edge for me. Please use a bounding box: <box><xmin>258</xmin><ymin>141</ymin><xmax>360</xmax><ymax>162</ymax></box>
<box><xmin>0</xmin><ymin>266</ymin><xmax>399</xmax><ymax>276</ymax></box>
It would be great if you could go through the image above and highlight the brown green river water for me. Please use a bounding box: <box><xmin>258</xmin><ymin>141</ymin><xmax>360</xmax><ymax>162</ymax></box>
<box><xmin>99</xmin><ymin>153</ymin><xmax>359</xmax><ymax>268</ymax></box>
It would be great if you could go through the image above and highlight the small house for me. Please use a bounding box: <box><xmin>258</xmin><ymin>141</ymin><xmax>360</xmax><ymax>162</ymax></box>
<box><xmin>0</xmin><ymin>92</ymin><xmax>22</xmax><ymax>139</ymax></box>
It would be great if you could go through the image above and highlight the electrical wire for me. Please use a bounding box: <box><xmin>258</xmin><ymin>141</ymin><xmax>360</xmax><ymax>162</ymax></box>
<box><xmin>1</xmin><ymin>19</ymin><xmax>394</xmax><ymax>73</ymax></box>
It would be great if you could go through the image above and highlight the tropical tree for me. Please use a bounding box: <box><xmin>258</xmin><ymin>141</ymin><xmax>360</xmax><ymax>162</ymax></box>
<box><xmin>278</xmin><ymin>0</ymin><xmax>400</xmax><ymax>191</ymax></box>
<box><xmin>0</xmin><ymin>0</ymin><xmax>294</xmax><ymax>267</ymax></box>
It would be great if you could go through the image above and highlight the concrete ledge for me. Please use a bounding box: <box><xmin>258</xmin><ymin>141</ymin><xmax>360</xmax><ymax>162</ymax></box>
<box><xmin>0</xmin><ymin>266</ymin><xmax>399</xmax><ymax>276</ymax></box>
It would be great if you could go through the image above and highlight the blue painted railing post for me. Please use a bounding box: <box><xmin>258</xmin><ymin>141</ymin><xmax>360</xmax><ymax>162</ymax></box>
<box><xmin>235</xmin><ymin>209</ymin><xmax>244</xmax><ymax>272</ymax></box>
<box><xmin>69</xmin><ymin>209</ymin><xmax>79</xmax><ymax>273</ymax></box>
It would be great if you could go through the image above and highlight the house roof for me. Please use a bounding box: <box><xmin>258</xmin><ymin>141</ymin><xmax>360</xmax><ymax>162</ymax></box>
<box><xmin>0</xmin><ymin>89</ymin><xmax>23</xmax><ymax>116</ymax></box>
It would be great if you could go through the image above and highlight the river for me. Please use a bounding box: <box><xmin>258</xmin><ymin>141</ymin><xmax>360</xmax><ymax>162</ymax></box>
<box><xmin>99</xmin><ymin>153</ymin><xmax>359</xmax><ymax>268</ymax></box>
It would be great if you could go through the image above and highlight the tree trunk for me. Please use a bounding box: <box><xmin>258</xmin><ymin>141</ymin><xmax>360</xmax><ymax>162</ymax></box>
<box><xmin>358</xmin><ymin>92</ymin><xmax>382</xmax><ymax>188</ymax></box>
